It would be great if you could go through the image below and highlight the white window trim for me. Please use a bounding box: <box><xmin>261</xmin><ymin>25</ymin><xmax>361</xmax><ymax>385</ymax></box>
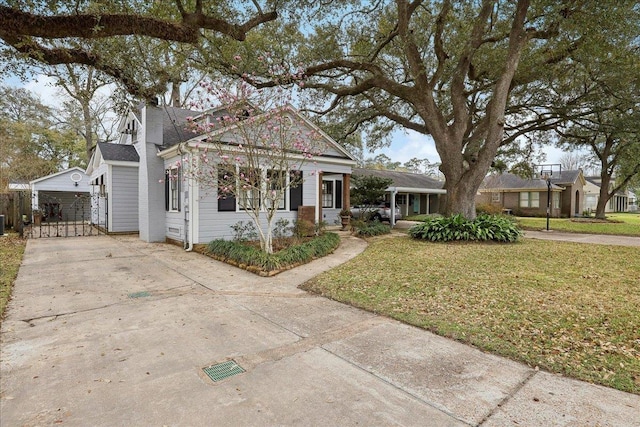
<box><xmin>168</xmin><ymin>167</ymin><xmax>180</xmax><ymax>212</ymax></box>
<box><xmin>520</xmin><ymin>191</ymin><xmax>540</xmax><ymax>208</ymax></box>
<box><xmin>322</xmin><ymin>180</ymin><xmax>335</xmax><ymax>209</ymax></box>
<box><xmin>236</xmin><ymin>167</ymin><xmax>290</xmax><ymax>212</ymax></box>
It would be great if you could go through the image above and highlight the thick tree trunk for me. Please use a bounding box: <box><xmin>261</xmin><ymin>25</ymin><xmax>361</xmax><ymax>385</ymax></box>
<box><xmin>442</xmin><ymin>172</ymin><xmax>483</xmax><ymax>220</ymax></box>
<box><xmin>594</xmin><ymin>173</ymin><xmax>611</xmax><ymax>219</ymax></box>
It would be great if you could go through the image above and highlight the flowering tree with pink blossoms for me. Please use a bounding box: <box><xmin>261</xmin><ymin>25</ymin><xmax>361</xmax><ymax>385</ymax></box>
<box><xmin>184</xmin><ymin>57</ymin><xmax>326</xmax><ymax>254</ymax></box>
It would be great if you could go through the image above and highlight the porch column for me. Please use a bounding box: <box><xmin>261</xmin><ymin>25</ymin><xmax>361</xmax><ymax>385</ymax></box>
<box><xmin>390</xmin><ymin>189</ymin><xmax>397</xmax><ymax>226</ymax></box>
<box><xmin>343</xmin><ymin>174</ymin><xmax>350</xmax><ymax>208</ymax></box>
<box><xmin>316</xmin><ymin>171</ymin><xmax>323</xmax><ymax>223</ymax></box>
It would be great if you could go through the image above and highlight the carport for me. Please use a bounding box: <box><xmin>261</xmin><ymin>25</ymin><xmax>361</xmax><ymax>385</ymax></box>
<box><xmin>30</xmin><ymin>167</ymin><xmax>92</xmax><ymax>222</ymax></box>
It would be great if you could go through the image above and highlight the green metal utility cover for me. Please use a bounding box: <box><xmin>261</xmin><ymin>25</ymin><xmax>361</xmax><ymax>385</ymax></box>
<box><xmin>128</xmin><ymin>291</ymin><xmax>151</xmax><ymax>299</ymax></box>
<box><xmin>203</xmin><ymin>360</ymin><xmax>245</xmax><ymax>382</ymax></box>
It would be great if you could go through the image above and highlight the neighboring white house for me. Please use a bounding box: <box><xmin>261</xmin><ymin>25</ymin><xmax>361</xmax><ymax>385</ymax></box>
<box><xmin>584</xmin><ymin>176</ymin><xmax>635</xmax><ymax>213</ymax></box>
<box><xmin>86</xmin><ymin>102</ymin><xmax>357</xmax><ymax>246</ymax></box>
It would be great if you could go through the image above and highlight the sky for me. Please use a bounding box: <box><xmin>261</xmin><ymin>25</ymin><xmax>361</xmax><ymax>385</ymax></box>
<box><xmin>4</xmin><ymin>73</ymin><xmax>568</xmax><ymax>167</ymax></box>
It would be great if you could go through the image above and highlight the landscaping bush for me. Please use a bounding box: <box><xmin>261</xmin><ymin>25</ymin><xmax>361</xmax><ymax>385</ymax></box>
<box><xmin>408</xmin><ymin>214</ymin><xmax>522</xmax><ymax>243</ymax></box>
<box><xmin>206</xmin><ymin>232</ymin><xmax>340</xmax><ymax>274</ymax></box>
<box><xmin>476</xmin><ymin>203</ymin><xmax>503</xmax><ymax>215</ymax></box>
<box><xmin>352</xmin><ymin>220</ymin><xmax>392</xmax><ymax>237</ymax></box>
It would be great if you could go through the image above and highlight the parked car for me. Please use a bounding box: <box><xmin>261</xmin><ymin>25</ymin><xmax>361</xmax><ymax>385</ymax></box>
<box><xmin>350</xmin><ymin>202</ymin><xmax>402</xmax><ymax>222</ymax></box>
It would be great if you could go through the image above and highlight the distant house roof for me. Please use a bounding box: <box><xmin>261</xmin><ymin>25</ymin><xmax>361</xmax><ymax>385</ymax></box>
<box><xmin>480</xmin><ymin>173</ymin><xmax>563</xmax><ymax>191</ymax></box>
<box><xmin>353</xmin><ymin>168</ymin><xmax>445</xmax><ymax>192</ymax></box>
<box><xmin>548</xmin><ymin>169</ymin><xmax>585</xmax><ymax>186</ymax></box>
<box><xmin>97</xmin><ymin>142</ymin><xmax>140</xmax><ymax>162</ymax></box>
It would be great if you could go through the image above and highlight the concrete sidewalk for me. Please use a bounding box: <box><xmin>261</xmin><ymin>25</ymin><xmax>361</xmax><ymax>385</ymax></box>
<box><xmin>1</xmin><ymin>234</ymin><xmax>638</xmax><ymax>426</ymax></box>
<box><xmin>524</xmin><ymin>230</ymin><xmax>640</xmax><ymax>246</ymax></box>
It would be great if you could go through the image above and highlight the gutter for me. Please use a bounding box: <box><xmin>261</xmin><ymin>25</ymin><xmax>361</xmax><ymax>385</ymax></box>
<box><xmin>388</xmin><ymin>186</ymin><xmax>447</xmax><ymax>194</ymax></box>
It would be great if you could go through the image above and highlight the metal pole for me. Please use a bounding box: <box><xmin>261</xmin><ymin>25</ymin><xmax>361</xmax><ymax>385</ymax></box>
<box><xmin>546</xmin><ymin>179</ymin><xmax>551</xmax><ymax>231</ymax></box>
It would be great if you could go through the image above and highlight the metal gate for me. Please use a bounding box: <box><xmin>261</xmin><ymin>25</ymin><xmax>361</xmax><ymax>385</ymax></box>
<box><xmin>26</xmin><ymin>192</ymin><xmax>107</xmax><ymax>238</ymax></box>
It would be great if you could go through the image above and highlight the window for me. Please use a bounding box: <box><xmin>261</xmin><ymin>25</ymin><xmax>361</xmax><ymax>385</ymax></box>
<box><xmin>216</xmin><ymin>165</ymin><xmax>299</xmax><ymax>212</ymax></box>
<box><xmin>322</xmin><ymin>180</ymin><xmax>334</xmax><ymax>208</ymax></box>
<box><xmin>238</xmin><ymin>168</ymin><xmax>261</xmax><ymax>210</ymax></box>
<box><xmin>553</xmin><ymin>192</ymin><xmax>560</xmax><ymax>209</ymax></box>
<box><xmin>491</xmin><ymin>192</ymin><xmax>501</xmax><ymax>203</ymax></box>
<box><xmin>520</xmin><ymin>191</ymin><xmax>539</xmax><ymax>208</ymax></box>
<box><xmin>165</xmin><ymin>167</ymin><xmax>181</xmax><ymax>212</ymax></box>
<box><xmin>267</xmin><ymin>170</ymin><xmax>286</xmax><ymax>210</ymax></box>
<box><xmin>397</xmin><ymin>194</ymin><xmax>407</xmax><ymax>204</ymax></box>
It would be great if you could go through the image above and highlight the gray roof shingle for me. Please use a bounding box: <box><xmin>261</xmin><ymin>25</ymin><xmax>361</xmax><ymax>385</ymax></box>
<box><xmin>161</xmin><ymin>107</ymin><xmax>200</xmax><ymax>149</ymax></box>
<box><xmin>98</xmin><ymin>142</ymin><xmax>139</xmax><ymax>162</ymax></box>
<box><xmin>481</xmin><ymin>173</ymin><xmax>562</xmax><ymax>191</ymax></box>
<box><xmin>549</xmin><ymin>169</ymin><xmax>581</xmax><ymax>185</ymax></box>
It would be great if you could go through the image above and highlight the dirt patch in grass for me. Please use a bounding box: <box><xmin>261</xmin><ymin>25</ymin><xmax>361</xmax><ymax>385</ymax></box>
<box><xmin>0</xmin><ymin>233</ymin><xmax>26</xmax><ymax>322</ymax></box>
<box><xmin>301</xmin><ymin>236</ymin><xmax>640</xmax><ymax>394</ymax></box>
<box><xmin>570</xmin><ymin>218</ymin><xmax>622</xmax><ymax>224</ymax></box>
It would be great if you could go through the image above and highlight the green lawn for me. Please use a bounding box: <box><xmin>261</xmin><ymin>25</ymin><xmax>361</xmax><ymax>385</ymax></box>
<box><xmin>0</xmin><ymin>233</ymin><xmax>26</xmax><ymax>322</ymax></box>
<box><xmin>516</xmin><ymin>213</ymin><xmax>640</xmax><ymax>237</ymax></box>
<box><xmin>301</xmin><ymin>236</ymin><xmax>640</xmax><ymax>394</ymax></box>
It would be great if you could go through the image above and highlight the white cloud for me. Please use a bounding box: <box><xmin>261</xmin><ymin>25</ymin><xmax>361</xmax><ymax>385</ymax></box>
<box><xmin>22</xmin><ymin>75</ymin><xmax>61</xmax><ymax>107</ymax></box>
<box><xmin>368</xmin><ymin>129</ymin><xmax>440</xmax><ymax>165</ymax></box>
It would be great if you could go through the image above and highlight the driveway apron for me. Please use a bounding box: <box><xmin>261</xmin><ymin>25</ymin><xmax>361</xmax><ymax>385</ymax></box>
<box><xmin>1</xmin><ymin>235</ymin><xmax>638</xmax><ymax>426</ymax></box>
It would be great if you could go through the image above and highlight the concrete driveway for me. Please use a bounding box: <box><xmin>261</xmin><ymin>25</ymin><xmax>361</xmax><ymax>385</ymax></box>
<box><xmin>1</xmin><ymin>235</ymin><xmax>638</xmax><ymax>426</ymax></box>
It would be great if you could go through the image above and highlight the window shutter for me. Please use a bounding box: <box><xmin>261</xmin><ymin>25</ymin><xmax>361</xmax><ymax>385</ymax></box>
<box><xmin>290</xmin><ymin>172</ymin><xmax>303</xmax><ymax>211</ymax></box>
<box><xmin>177</xmin><ymin>166</ymin><xmax>182</xmax><ymax>212</ymax></box>
<box><xmin>218</xmin><ymin>196</ymin><xmax>236</xmax><ymax>212</ymax></box>
<box><xmin>335</xmin><ymin>180</ymin><xmax>343</xmax><ymax>209</ymax></box>
<box><xmin>164</xmin><ymin>169</ymin><xmax>169</xmax><ymax>211</ymax></box>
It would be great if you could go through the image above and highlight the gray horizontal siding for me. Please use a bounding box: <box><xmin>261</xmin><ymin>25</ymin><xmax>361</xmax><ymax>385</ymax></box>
<box><xmin>110</xmin><ymin>165</ymin><xmax>139</xmax><ymax>232</ymax></box>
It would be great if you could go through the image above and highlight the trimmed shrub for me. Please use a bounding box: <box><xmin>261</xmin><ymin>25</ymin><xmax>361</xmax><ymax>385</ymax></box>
<box><xmin>408</xmin><ymin>214</ymin><xmax>522</xmax><ymax>243</ymax></box>
<box><xmin>206</xmin><ymin>232</ymin><xmax>341</xmax><ymax>274</ymax></box>
<box><xmin>352</xmin><ymin>220</ymin><xmax>392</xmax><ymax>237</ymax></box>
<box><xmin>476</xmin><ymin>203</ymin><xmax>504</xmax><ymax>215</ymax></box>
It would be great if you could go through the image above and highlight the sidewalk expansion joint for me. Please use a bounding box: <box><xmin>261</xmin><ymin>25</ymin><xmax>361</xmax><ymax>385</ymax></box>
<box><xmin>235</xmin><ymin>317</ymin><xmax>386</xmax><ymax>372</ymax></box>
<box><xmin>477</xmin><ymin>368</ymin><xmax>538</xmax><ymax>426</ymax></box>
<box><xmin>320</xmin><ymin>346</ymin><xmax>474</xmax><ymax>427</ymax></box>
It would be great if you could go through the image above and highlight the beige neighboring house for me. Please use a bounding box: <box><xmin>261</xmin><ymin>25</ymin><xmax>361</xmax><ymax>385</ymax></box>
<box><xmin>477</xmin><ymin>170</ymin><xmax>585</xmax><ymax>217</ymax></box>
<box><xmin>584</xmin><ymin>176</ymin><xmax>636</xmax><ymax>213</ymax></box>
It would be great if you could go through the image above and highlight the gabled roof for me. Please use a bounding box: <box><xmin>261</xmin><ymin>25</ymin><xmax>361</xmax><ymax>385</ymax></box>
<box><xmin>29</xmin><ymin>166</ymin><xmax>88</xmax><ymax>185</ymax></box>
<box><xmin>548</xmin><ymin>169</ymin><xmax>585</xmax><ymax>186</ymax></box>
<box><xmin>97</xmin><ymin>142</ymin><xmax>140</xmax><ymax>162</ymax></box>
<box><xmin>160</xmin><ymin>104</ymin><xmax>357</xmax><ymax>163</ymax></box>
<box><xmin>480</xmin><ymin>173</ymin><xmax>563</xmax><ymax>191</ymax></box>
<box><xmin>353</xmin><ymin>168</ymin><xmax>444</xmax><ymax>190</ymax></box>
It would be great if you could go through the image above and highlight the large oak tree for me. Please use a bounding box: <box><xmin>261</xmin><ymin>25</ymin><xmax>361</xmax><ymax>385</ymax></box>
<box><xmin>277</xmin><ymin>0</ymin><xmax>639</xmax><ymax>218</ymax></box>
<box><xmin>0</xmin><ymin>1</ymin><xmax>279</xmax><ymax>99</ymax></box>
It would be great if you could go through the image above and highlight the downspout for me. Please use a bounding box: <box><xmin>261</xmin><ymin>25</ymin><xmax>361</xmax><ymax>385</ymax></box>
<box><xmin>178</xmin><ymin>142</ymin><xmax>194</xmax><ymax>251</ymax></box>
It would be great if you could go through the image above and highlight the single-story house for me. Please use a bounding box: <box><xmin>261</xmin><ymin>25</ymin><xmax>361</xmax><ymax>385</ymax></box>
<box><xmin>549</xmin><ymin>169</ymin><xmax>585</xmax><ymax>217</ymax></box>
<box><xmin>351</xmin><ymin>168</ymin><xmax>446</xmax><ymax>223</ymax></box>
<box><xmin>29</xmin><ymin>167</ymin><xmax>93</xmax><ymax>222</ymax></box>
<box><xmin>86</xmin><ymin>102</ymin><xmax>357</xmax><ymax>246</ymax></box>
<box><xmin>477</xmin><ymin>169</ymin><xmax>585</xmax><ymax>217</ymax></box>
